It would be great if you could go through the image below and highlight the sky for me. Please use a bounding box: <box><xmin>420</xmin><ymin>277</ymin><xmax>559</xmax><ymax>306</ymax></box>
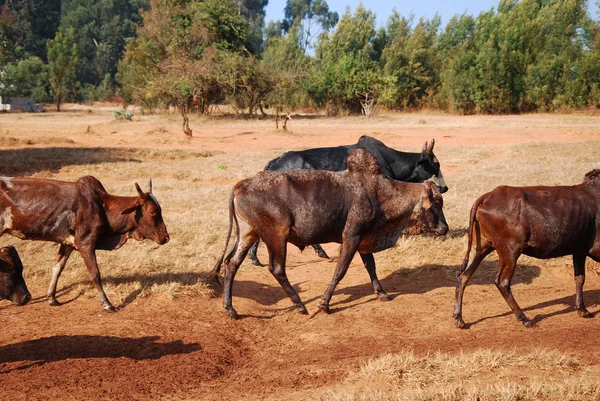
<box><xmin>265</xmin><ymin>0</ymin><xmax>599</xmax><ymax>29</ymax></box>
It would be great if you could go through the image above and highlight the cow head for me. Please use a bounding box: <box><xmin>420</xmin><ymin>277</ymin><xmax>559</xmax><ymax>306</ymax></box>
<box><xmin>0</xmin><ymin>246</ymin><xmax>31</xmax><ymax>305</ymax></box>
<box><xmin>122</xmin><ymin>179</ymin><xmax>170</xmax><ymax>245</ymax></box>
<box><xmin>408</xmin><ymin>139</ymin><xmax>448</xmax><ymax>194</ymax></box>
<box><xmin>411</xmin><ymin>181</ymin><xmax>449</xmax><ymax>236</ymax></box>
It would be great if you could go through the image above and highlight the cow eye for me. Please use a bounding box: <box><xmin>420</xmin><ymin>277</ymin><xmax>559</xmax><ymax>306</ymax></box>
<box><xmin>150</xmin><ymin>211</ymin><xmax>156</xmax><ymax>217</ymax></box>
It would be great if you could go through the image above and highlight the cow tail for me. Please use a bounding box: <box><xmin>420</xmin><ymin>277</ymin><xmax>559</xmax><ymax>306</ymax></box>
<box><xmin>459</xmin><ymin>195</ymin><xmax>485</xmax><ymax>275</ymax></box>
<box><xmin>211</xmin><ymin>191</ymin><xmax>235</xmax><ymax>277</ymax></box>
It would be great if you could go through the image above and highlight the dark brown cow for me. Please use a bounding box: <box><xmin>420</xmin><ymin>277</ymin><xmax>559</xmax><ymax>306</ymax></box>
<box><xmin>213</xmin><ymin>149</ymin><xmax>448</xmax><ymax>319</ymax></box>
<box><xmin>0</xmin><ymin>245</ymin><xmax>30</xmax><ymax>305</ymax></box>
<box><xmin>0</xmin><ymin>175</ymin><xmax>169</xmax><ymax>312</ymax></box>
<box><xmin>454</xmin><ymin>169</ymin><xmax>600</xmax><ymax>328</ymax></box>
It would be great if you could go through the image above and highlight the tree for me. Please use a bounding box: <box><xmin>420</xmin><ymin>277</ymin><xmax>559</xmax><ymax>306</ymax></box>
<box><xmin>281</xmin><ymin>0</ymin><xmax>338</xmax><ymax>53</ymax></box>
<box><xmin>118</xmin><ymin>0</ymin><xmax>253</xmax><ymax>135</ymax></box>
<box><xmin>47</xmin><ymin>27</ymin><xmax>79</xmax><ymax>111</ymax></box>
<box><xmin>60</xmin><ymin>0</ymin><xmax>149</xmax><ymax>87</ymax></box>
<box><xmin>308</xmin><ymin>5</ymin><xmax>396</xmax><ymax>115</ymax></box>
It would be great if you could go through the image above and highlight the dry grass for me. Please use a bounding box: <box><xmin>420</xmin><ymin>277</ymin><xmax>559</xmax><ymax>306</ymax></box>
<box><xmin>315</xmin><ymin>348</ymin><xmax>600</xmax><ymax>401</ymax></box>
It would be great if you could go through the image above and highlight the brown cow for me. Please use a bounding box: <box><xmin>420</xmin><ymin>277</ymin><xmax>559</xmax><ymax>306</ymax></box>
<box><xmin>454</xmin><ymin>169</ymin><xmax>600</xmax><ymax>328</ymax></box>
<box><xmin>0</xmin><ymin>175</ymin><xmax>169</xmax><ymax>312</ymax></box>
<box><xmin>0</xmin><ymin>245</ymin><xmax>31</xmax><ymax>305</ymax></box>
<box><xmin>213</xmin><ymin>149</ymin><xmax>448</xmax><ymax>319</ymax></box>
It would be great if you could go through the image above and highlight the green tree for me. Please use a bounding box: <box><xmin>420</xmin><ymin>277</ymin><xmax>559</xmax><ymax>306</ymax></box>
<box><xmin>60</xmin><ymin>0</ymin><xmax>149</xmax><ymax>88</ymax></box>
<box><xmin>308</xmin><ymin>5</ymin><xmax>395</xmax><ymax>115</ymax></box>
<box><xmin>281</xmin><ymin>0</ymin><xmax>338</xmax><ymax>52</ymax></box>
<box><xmin>47</xmin><ymin>27</ymin><xmax>79</xmax><ymax>111</ymax></box>
<box><xmin>118</xmin><ymin>0</ymin><xmax>252</xmax><ymax>135</ymax></box>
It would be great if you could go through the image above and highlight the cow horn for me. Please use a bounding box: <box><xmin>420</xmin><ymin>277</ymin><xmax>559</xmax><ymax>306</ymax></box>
<box><xmin>422</xmin><ymin>141</ymin><xmax>428</xmax><ymax>153</ymax></box>
<box><xmin>135</xmin><ymin>183</ymin><xmax>145</xmax><ymax>198</ymax></box>
<box><xmin>148</xmin><ymin>178</ymin><xmax>153</xmax><ymax>193</ymax></box>
<box><xmin>426</xmin><ymin>138</ymin><xmax>435</xmax><ymax>155</ymax></box>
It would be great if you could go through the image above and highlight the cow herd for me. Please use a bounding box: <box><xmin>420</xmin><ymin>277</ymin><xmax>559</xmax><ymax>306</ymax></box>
<box><xmin>1</xmin><ymin>136</ymin><xmax>599</xmax><ymax>329</ymax></box>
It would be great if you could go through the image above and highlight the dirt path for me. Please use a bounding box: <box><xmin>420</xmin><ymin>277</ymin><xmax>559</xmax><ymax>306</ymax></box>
<box><xmin>2</xmin><ymin>249</ymin><xmax>600</xmax><ymax>400</ymax></box>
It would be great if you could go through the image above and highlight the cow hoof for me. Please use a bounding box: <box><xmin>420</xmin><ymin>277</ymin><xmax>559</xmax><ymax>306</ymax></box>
<box><xmin>317</xmin><ymin>251</ymin><xmax>330</xmax><ymax>260</ymax></box>
<box><xmin>522</xmin><ymin>318</ymin><xmax>535</xmax><ymax>328</ymax></box>
<box><xmin>318</xmin><ymin>303</ymin><xmax>331</xmax><ymax>314</ymax></box>
<box><xmin>48</xmin><ymin>298</ymin><xmax>61</xmax><ymax>307</ymax></box>
<box><xmin>295</xmin><ymin>303</ymin><xmax>308</xmax><ymax>315</ymax></box>
<box><xmin>226</xmin><ymin>308</ymin><xmax>239</xmax><ymax>320</ymax></box>
<box><xmin>378</xmin><ymin>292</ymin><xmax>391</xmax><ymax>301</ymax></box>
<box><xmin>103</xmin><ymin>304</ymin><xmax>119</xmax><ymax>312</ymax></box>
<box><xmin>455</xmin><ymin>318</ymin><xmax>467</xmax><ymax>329</ymax></box>
<box><xmin>251</xmin><ymin>259</ymin><xmax>263</xmax><ymax>267</ymax></box>
<box><xmin>578</xmin><ymin>309</ymin><xmax>593</xmax><ymax>318</ymax></box>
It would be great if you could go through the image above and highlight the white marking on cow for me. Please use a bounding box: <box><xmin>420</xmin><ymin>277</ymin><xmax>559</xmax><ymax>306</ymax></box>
<box><xmin>0</xmin><ymin>177</ymin><xmax>13</xmax><ymax>188</ymax></box>
<box><xmin>63</xmin><ymin>235</ymin><xmax>76</xmax><ymax>246</ymax></box>
<box><xmin>1</xmin><ymin>207</ymin><xmax>13</xmax><ymax>230</ymax></box>
<box><xmin>426</xmin><ymin>170</ymin><xmax>447</xmax><ymax>190</ymax></box>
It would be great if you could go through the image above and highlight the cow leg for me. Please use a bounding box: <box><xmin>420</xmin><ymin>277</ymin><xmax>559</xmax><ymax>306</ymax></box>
<box><xmin>223</xmin><ymin>222</ymin><xmax>258</xmax><ymax>319</ymax></box>
<box><xmin>79</xmin><ymin>247</ymin><xmax>117</xmax><ymax>312</ymax></box>
<box><xmin>494</xmin><ymin>248</ymin><xmax>532</xmax><ymax>327</ymax></box>
<box><xmin>312</xmin><ymin>244</ymin><xmax>330</xmax><ymax>259</ymax></box>
<box><xmin>573</xmin><ymin>254</ymin><xmax>592</xmax><ymax>318</ymax></box>
<box><xmin>359</xmin><ymin>253</ymin><xmax>389</xmax><ymax>301</ymax></box>
<box><xmin>248</xmin><ymin>240</ymin><xmax>263</xmax><ymax>267</ymax></box>
<box><xmin>453</xmin><ymin>244</ymin><xmax>494</xmax><ymax>328</ymax></box>
<box><xmin>267</xmin><ymin>241</ymin><xmax>307</xmax><ymax>315</ymax></box>
<box><xmin>47</xmin><ymin>245</ymin><xmax>74</xmax><ymax>306</ymax></box>
<box><xmin>319</xmin><ymin>235</ymin><xmax>360</xmax><ymax>313</ymax></box>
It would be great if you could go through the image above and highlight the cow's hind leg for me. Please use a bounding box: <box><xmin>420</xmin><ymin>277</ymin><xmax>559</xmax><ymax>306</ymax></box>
<box><xmin>494</xmin><ymin>247</ymin><xmax>532</xmax><ymax>327</ymax></box>
<box><xmin>359</xmin><ymin>253</ymin><xmax>389</xmax><ymax>301</ymax></box>
<box><xmin>319</xmin><ymin>235</ymin><xmax>361</xmax><ymax>313</ymax></box>
<box><xmin>312</xmin><ymin>244</ymin><xmax>330</xmax><ymax>259</ymax></box>
<box><xmin>47</xmin><ymin>245</ymin><xmax>74</xmax><ymax>306</ymax></box>
<box><xmin>248</xmin><ymin>240</ymin><xmax>263</xmax><ymax>267</ymax></box>
<box><xmin>267</xmin><ymin>239</ymin><xmax>307</xmax><ymax>315</ymax></box>
<box><xmin>573</xmin><ymin>254</ymin><xmax>592</xmax><ymax>318</ymax></box>
<box><xmin>223</xmin><ymin>221</ymin><xmax>258</xmax><ymax>319</ymax></box>
<box><xmin>453</xmin><ymin>244</ymin><xmax>494</xmax><ymax>328</ymax></box>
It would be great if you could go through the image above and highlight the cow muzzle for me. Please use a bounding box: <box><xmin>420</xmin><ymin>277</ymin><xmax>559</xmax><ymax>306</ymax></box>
<box><xmin>158</xmin><ymin>234</ymin><xmax>170</xmax><ymax>245</ymax></box>
<box><xmin>11</xmin><ymin>288</ymin><xmax>31</xmax><ymax>305</ymax></box>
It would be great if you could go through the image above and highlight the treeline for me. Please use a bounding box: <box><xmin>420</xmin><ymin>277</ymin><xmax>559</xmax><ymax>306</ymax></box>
<box><xmin>1</xmin><ymin>0</ymin><xmax>599</xmax><ymax>128</ymax></box>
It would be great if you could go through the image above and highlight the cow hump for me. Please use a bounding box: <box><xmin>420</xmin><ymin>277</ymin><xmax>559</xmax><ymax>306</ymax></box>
<box><xmin>584</xmin><ymin>169</ymin><xmax>600</xmax><ymax>184</ymax></box>
<box><xmin>347</xmin><ymin>149</ymin><xmax>382</xmax><ymax>176</ymax></box>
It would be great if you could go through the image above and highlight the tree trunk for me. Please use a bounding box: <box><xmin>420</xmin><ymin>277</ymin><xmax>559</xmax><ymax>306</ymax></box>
<box><xmin>56</xmin><ymin>94</ymin><xmax>61</xmax><ymax>112</ymax></box>
<box><xmin>179</xmin><ymin>102</ymin><xmax>192</xmax><ymax>137</ymax></box>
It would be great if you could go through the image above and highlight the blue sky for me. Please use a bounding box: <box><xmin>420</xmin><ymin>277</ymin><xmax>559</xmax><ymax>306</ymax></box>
<box><xmin>265</xmin><ymin>0</ymin><xmax>599</xmax><ymax>29</ymax></box>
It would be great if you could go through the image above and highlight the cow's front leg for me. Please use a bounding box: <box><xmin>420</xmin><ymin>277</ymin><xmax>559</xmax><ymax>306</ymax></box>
<box><xmin>79</xmin><ymin>246</ymin><xmax>117</xmax><ymax>312</ymax></box>
<box><xmin>573</xmin><ymin>254</ymin><xmax>592</xmax><ymax>318</ymax></box>
<box><xmin>47</xmin><ymin>245</ymin><xmax>74</xmax><ymax>306</ymax></box>
<box><xmin>359</xmin><ymin>253</ymin><xmax>389</xmax><ymax>300</ymax></box>
<box><xmin>248</xmin><ymin>240</ymin><xmax>263</xmax><ymax>267</ymax></box>
<box><xmin>319</xmin><ymin>235</ymin><xmax>360</xmax><ymax>313</ymax></box>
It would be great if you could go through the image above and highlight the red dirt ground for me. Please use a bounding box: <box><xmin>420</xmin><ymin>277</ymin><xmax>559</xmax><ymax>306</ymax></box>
<box><xmin>1</xmin><ymin>112</ymin><xmax>600</xmax><ymax>400</ymax></box>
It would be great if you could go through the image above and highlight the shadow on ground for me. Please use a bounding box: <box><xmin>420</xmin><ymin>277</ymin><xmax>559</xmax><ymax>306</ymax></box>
<box><xmin>0</xmin><ymin>335</ymin><xmax>201</xmax><ymax>372</ymax></box>
<box><xmin>0</xmin><ymin>147</ymin><xmax>142</xmax><ymax>176</ymax></box>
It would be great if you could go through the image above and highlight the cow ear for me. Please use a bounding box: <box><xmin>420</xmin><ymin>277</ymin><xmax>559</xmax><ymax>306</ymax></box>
<box><xmin>135</xmin><ymin>182</ymin><xmax>146</xmax><ymax>199</ymax></box>
<box><xmin>121</xmin><ymin>201</ymin><xmax>142</xmax><ymax>215</ymax></box>
<box><xmin>426</xmin><ymin>138</ymin><xmax>435</xmax><ymax>155</ymax></box>
<box><xmin>422</xmin><ymin>187</ymin><xmax>433</xmax><ymax>210</ymax></box>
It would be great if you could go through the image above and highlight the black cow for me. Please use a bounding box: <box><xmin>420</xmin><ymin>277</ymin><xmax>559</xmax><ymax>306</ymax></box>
<box><xmin>0</xmin><ymin>245</ymin><xmax>31</xmax><ymax>306</ymax></box>
<box><xmin>249</xmin><ymin>135</ymin><xmax>448</xmax><ymax>265</ymax></box>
